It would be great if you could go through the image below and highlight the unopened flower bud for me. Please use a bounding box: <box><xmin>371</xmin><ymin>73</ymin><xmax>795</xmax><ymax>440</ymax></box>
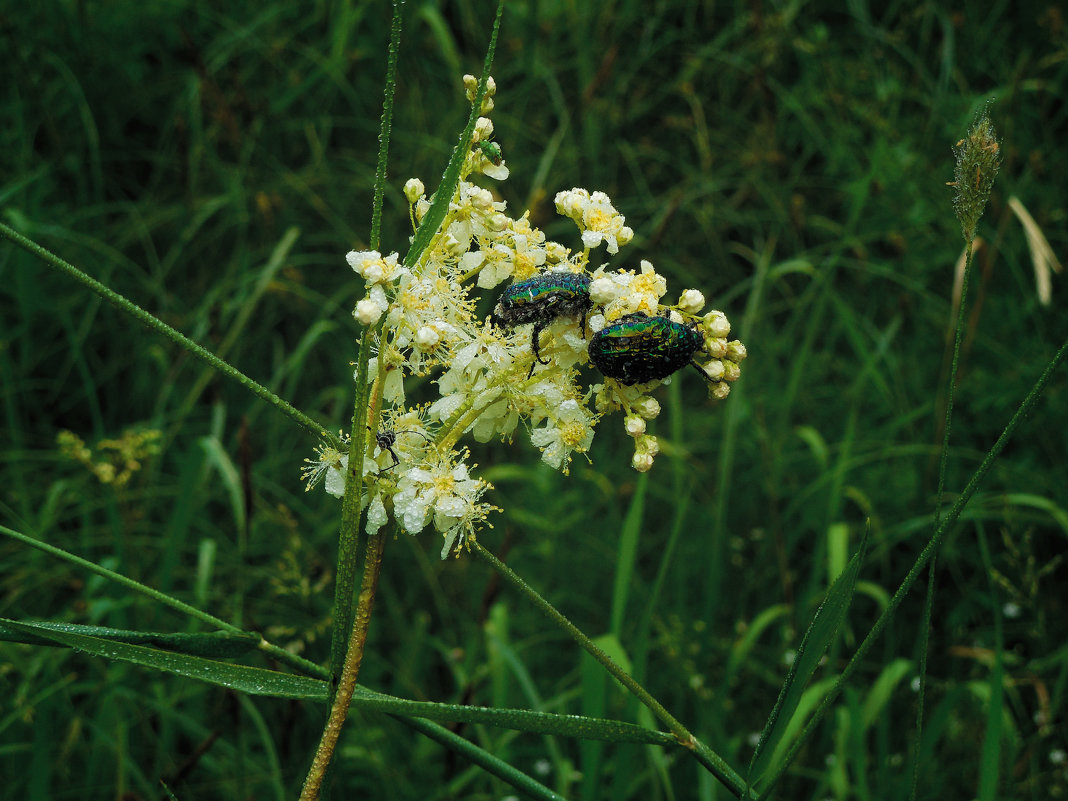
<box><xmin>703</xmin><ymin>310</ymin><xmax>731</xmax><ymax>338</ymax></box>
<box><xmin>634</xmin><ymin>396</ymin><xmax>661</xmax><ymax>419</ymax></box>
<box><xmin>726</xmin><ymin>341</ymin><xmax>748</xmax><ymax>362</ymax></box>
<box><xmin>469</xmin><ymin>187</ymin><xmax>493</xmax><ymax>210</ymax></box>
<box><xmin>668</xmin><ymin>309</ymin><xmax>684</xmax><ymax>324</ymax></box>
<box><xmin>636</xmin><ymin>434</ymin><xmax>659</xmax><ymax>456</ymax></box>
<box><xmin>415</xmin><ymin>325</ymin><xmax>441</xmax><ymax>351</ymax></box>
<box><xmin>354</xmin><ymin>298</ymin><xmax>383</xmax><ymax>325</ymax></box>
<box><xmin>710</xmin><ymin>382</ymin><xmax>731</xmax><ymax>400</ymax></box>
<box><xmin>632</xmin><ymin>452</ymin><xmax>654</xmax><ymax>472</ymax></box>
<box><xmin>404</xmin><ymin>178</ymin><xmax>425</xmax><ymax>203</ymax></box>
<box><xmin>678</xmin><ymin>288</ymin><xmax>705</xmax><ymax>313</ymax></box>
<box><xmin>463</xmin><ymin>74</ymin><xmax>478</xmax><ymax>100</ymax></box>
<box><xmin>705</xmin><ymin>337</ymin><xmax>727</xmax><ymax>358</ymax></box>
<box><xmin>475</xmin><ymin>117</ymin><xmax>494</xmax><ymax>139</ymax></box>
<box><xmin>624</xmin><ymin>415</ymin><xmax>646</xmax><ymax>437</ymax></box>
<box><xmin>723</xmin><ymin>362</ymin><xmax>741</xmax><ymax>382</ymax></box>
<box><xmin>701</xmin><ymin>360</ymin><xmax>725</xmax><ymax>380</ymax></box>
<box><xmin>617</xmin><ymin>226</ymin><xmax>634</xmax><ymax>247</ymax></box>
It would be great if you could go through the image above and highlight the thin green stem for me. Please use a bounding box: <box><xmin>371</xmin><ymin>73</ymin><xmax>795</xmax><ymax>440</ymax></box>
<box><xmin>759</xmin><ymin>334</ymin><xmax>1068</xmax><ymax>796</ymax></box>
<box><xmin>472</xmin><ymin>542</ymin><xmax>756</xmax><ymax>799</ymax></box>
<box><xmin>301</xmin><ymin>529</ymin><xmax>386</xmax><ymax>800</ymax></box>
<box><xmin>1</xmin><ymin>524</ymin><xmax>328</xmax><ymax>680</ymax></box>
<box><xmin>910</xmin><ymin>236</ymin><xmax>974</xmax><ymax>799</ymax></box>
<box><xmin>329</xmin><ymin>0</ymin><xmax>405</xmax><ymax>681</ymax></box>
<box><xmin>369</xmin><ymin>2</ymin><xmax>404</xmax><ymax>251</ymax></box>
<box><xmin>0</xmin><ymin>222</ymin><xmax>333</xmax><ymax>444</ymax></box>
<box><xmin>329</xmin><ymin>323</ymin><xmax>378</xmax><ymax>679</ymax></box>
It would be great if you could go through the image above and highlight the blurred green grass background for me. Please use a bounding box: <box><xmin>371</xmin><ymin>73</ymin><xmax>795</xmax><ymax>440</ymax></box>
<box><xmin>2</xmin><ymin>1</ymin><xmax>1067</xmax><ymax>799</ymax></box>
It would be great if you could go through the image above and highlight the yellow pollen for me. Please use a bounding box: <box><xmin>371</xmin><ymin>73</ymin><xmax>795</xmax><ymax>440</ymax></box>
<box><xmin>514</xmin><ymin>251</ymin><xmax>537</xmax><ymax>278</ymax></box>
<box><xmin>561</xmin><ymin>422</ymin><xmax>587</xmax><ymax>448</ymax></box>
<box><xmin>585</xmin><ymin>209</ymin><xmax>611</xmax><ymax>231</ymax></box>
<box><xmin>634</xmin><ymin>274</ymin><xmax>659</xmax><ymax>293</ymax></box>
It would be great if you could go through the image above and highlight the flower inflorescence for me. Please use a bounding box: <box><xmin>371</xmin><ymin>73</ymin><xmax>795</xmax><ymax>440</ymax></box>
<box><xmin>304</xmin><ymin>75</ymin><xmax>747</xmax><ymax>556</ymax></box>
<box><xmin>950</xmin><ymin>104</ymin><xmax>1002</xmax><ymax>243</ymax></box>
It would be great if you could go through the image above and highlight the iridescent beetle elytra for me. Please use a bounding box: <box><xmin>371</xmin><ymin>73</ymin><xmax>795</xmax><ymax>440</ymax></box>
<box><xmin>587</xmin><ymin>312</ymin><xmax>708</xmax><ymax>386</ymax></box>
<box><xmin>492</xmin><ymin>271</ymin><xmax>593</xmax><ymax>377</ymax></box>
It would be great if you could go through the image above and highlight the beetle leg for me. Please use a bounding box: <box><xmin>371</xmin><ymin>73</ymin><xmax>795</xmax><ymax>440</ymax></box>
<box><xmin>531</xmin><ymin>321</ymin><xmax>551</xmax><ymax>366</ymax></box>
<box><xmin>689</xmin><ymin>360</ymin><xmax>716</xmax><ymax>385</ymax></box>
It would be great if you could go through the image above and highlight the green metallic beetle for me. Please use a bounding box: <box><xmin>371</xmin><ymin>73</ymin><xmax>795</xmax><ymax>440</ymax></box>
<box><xmin>474</xmin><ymin>140</ymin><xmax>504</xmax><ymax>166</ymax></box>
<box><xmin>587</xmin><ymin>312</ymin><xmax>707</xmax><ymax>386</ymax></box>
<box><xmin>492</xmin><ymin>271</ymin><xmax>593</xmax><ymax>375</ymax></box>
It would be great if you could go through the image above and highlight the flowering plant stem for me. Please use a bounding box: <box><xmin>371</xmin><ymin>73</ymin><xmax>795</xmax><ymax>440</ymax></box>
<box><xmin>910</xmin><ymin>234</ymin><xmax>974</xmax><ymax>799</ymax></box>
<box><xmin>300</xmin><ymin>528</ymin><xmax>386</xmax><ymax>800</ymax></box>
<box><xmin>327</xmin><ymin>0</ymin><xmax>405</xmax><ymax>680</ymax></box>
<box><xmin>472</xmin><ymin>541</ymin><xmax>757</xmax><ymax>799</ymax></box>
<box><xmin>0</xmin><ymin>222</ymin><xmax>334</xmax><ymax>444</ymax></box>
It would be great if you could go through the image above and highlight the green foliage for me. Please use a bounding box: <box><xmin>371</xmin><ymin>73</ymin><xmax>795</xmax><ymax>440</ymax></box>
<box><xmin>3</xmin><ymin>1</ymin><xmax>1068</xmax><ymax>799</ymax></box>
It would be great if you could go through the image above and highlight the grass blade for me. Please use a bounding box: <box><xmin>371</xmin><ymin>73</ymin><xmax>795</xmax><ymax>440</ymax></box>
<box><xmin>0</xmin><ymin>620</ymin><xmax>259</xmax><ymax>658</ymax></box>
<box><xmin>747</xmin><ymin>523</ymin><xmax>871</xmax><ymax>788</ymax></box>
<box><xmin>3</xmin><ymin>619</ymin><xmax>329</xmax><ymax>701</ymax></box>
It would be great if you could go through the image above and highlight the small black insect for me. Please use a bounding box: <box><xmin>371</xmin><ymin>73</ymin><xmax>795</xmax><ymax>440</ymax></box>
<box><xmin>587</xmin><ymin>312</ymin><xmax>708</xmax><ymax>386</ymax></box>
<box><xmin>492</xmin><ymin>271</ymin><xmax>593</xmax><ymax>376</ymax></box>
<box><xmin>371</xmin><ymin>426</ymin><xmax>432</xmax><ymax>471</ymax></box>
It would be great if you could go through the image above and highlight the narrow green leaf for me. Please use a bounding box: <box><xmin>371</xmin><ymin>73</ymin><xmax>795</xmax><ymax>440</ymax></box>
<box><xmin>827</xmin><ymin>522</ymin><xmax>849</xmax><ymax>587</ymax></box>
<box><xmin>200</xmin><ymin>436</ymin><xmax>245</xmax><ymax>536</ymax></box>
<box><xmin>349</xmin><ymin>685</ymin><xmax>675</xmax><ymax>745</ymax></box>
<box><xmin>747</xmin><ymin>524</ymin><xmax>870</xmax><ymax>787</ymax></box>
<box><xmin>3</xmin><ymin>619</ymin><xmax>328</xmax><ymax>701</ymax></box>
<box><xmin>593</xmin><ymin>632</ymin><xmax>633</xmax><ymax>691</ymax></box>
<box><xmin>402</xmin><ymin>3</ymin><xmax>502</xmax><ymax>270</ymax></box>
<box><xmin>1000</xmin><ymin>492</ymin><xmax>1068</xmax><ymax>536</ymax></box>
<box><xmin>3</xmin><ymin>619</ymin><xmax>676</xmax><ymax>745</ymax></box>
<box><xmin>0</xmin><ymin>620</ymin><xmax>259</xmax><ymax>658</ymax></box>
<box><xmin>726</xmin><ymin>604</ymin><xmax>791</xmax><ymax>680</ymax></box>
<box><xmin>580</xmin><ymin>649</ymin><xmax>609</xmax><ymax>801</ymax></box>
<box><xmin>402</xmin><ymin>716</ymin><xmax>566</xmax><ymax>801</ymax></box>
<box><xmin>760</xmin><ymin>676</ymin><xmax>840</xmax><ymax>778</ymax></box>
<box><xmin>860</xmin><ymin>658</ymin><xmax>914</xmax><ymax>730</ymax></box>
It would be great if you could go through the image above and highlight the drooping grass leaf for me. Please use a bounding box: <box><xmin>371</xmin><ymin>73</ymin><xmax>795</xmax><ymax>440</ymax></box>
<box><xmin>0</xmin><ymin>620</ymin><xmax>259</xmax><ymax>657</ymax></box>
<box><xmin>3</xmin><ymin>619</ymin><xmax>329</xmax><ymax>701</ymax></box>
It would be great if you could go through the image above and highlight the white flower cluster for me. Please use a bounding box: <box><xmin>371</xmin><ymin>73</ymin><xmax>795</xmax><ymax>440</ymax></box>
<box><xmin>303</xmin><ymin>75</ymin><xmax>747</xmax><ymax>555</ymax></box>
